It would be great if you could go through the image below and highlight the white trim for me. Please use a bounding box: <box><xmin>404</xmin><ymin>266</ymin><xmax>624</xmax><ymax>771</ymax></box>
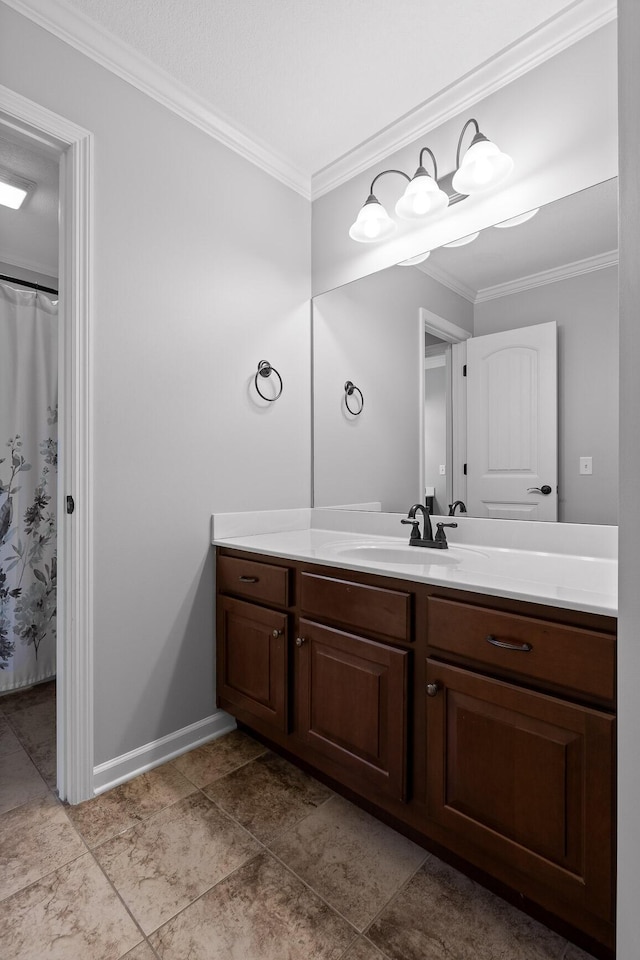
<box><xmin>2</xmin><ymin>0</ymin><xmax>310</xmax><ymax>199</ymax></box>
<box><xmin>311</xmin><ymin>0</ymin><xmax>617</xmax><ymax>198</ymax></box>
<box><xmin>424</xmin><ymin>353</ymin><xmax>447</xmax><ymax>370</ymax></box>
<box><xmin>0</xmin><ymin>249</ymin><xmax>58</xmax><ymax>280</ymax></box>
<box><xmin>475</xmin><ymin>249</ymin><xmax>619</xmax><ymax>302</ymax></box>
<box><xmin>0</xmin><ymin>84</ymin><xmax>94</xmax><ymax>805</ymax></box>
<box><xmin>451</xmin><ymin>341</ymin><xmax>468</xmax><ymax>507</ymax></box>
<box><xmin>420</xmin><ymin>306</ymin><xmax>472</xmax><ymax>343</ymax></box>
<box><xmin>93</xmin><ymin>711</ymin><xmax>236</xmax><ymax>795</ymax></box>
<box><xmin>418</xmin><ymin>261</ymin><xmax>476</xmax><ymax>304</ymax></box>
<box><xmin>418</xmin><ymin>310</ymin><xmax>426</xmax><ymax>509</ymax></box>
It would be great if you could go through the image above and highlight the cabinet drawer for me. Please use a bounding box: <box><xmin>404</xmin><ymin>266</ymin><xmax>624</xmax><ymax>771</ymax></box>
<box><xmin>218</xmin><ymin>554</ymin><xmax>290</xmax><ymax>607</ymax></box>
<box><xmin>300</xmin><ymin>572</ymin><xmax>411</xmax><ymax>645</ymax></box>
<box><xmin>427</xmin><ymin>596</ymin><xmax>615</xmax><ymax>704</ymax></box>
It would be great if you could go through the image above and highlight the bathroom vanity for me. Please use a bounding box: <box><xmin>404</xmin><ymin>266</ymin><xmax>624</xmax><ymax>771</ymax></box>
<box><xmin>213</xmin><ymin>517</ymin><xmax>616</xmax><ymax>958</ymax></box>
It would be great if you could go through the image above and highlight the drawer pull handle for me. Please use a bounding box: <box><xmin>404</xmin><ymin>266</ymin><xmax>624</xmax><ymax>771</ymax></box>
<box><xmin>238</xmin><ymin>576</ymin><xmax>259</xmax><ymax>583</ymax></box>
<box><xmin>272</xmin><ymin>628</ymin><xmax>283</xmax><ymax>638</ymax></box>
<box><xmin>426</xmin><ymin>682</ymin><xmax>440</xmax><ymax>697</ymax></box>
<box><xmin>295</xmin><ymin>637</ymin><xmax>306</xmax><ymax>647</ymax></box>
<box><xmin>486</xmin><ymin>634</ymin><xmax>532</xmax><ymax>653</ymax></box>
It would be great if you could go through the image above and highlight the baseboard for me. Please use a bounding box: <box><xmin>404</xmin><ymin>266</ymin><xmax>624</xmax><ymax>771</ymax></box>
<box><xmin>92</xmin><ymin>710</ymin><xmax>236</xmax><ymax>796</ymax></box>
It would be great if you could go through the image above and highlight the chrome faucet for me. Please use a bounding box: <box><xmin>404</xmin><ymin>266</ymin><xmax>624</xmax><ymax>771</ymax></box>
<box><xmin>401</xmin><ymin>504</ymin><xmax>457</xmax><ymax>549</ymax></box>
<box><xmin>448</xmin><ymin>500</ymin><xmax>467</xmax><ymax>516</ymax></box>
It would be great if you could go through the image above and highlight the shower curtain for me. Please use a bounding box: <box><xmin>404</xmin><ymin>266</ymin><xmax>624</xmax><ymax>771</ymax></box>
<box><xmin>0</xmin><ymin>281</ymin><xmax>58</xmax><ymax>692</ymax></box>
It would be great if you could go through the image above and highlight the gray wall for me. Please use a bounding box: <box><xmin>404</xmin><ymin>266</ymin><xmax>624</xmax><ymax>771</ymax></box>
<box><xmin>474</xmin><ymin>265</ymin><xmax>618</xmax><ymax>525</ymax></box>
<box><xmin>617</xmin><ymin>3</ymin><xmax>640</xmax><ymax>956</ymax></box>
<box><xmin>313</xmin><ymin>265</ymin><xmax>471</xmax><ymax>513</ymax></box>
<box><xmin>0</xmin><ymin>6</ymin><xmax>311</xmax><ymax>767</ymax></box>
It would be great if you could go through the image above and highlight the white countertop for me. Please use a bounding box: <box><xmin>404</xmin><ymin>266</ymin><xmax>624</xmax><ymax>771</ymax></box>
<box><xmin>211</xmin><ymin>510</ymin><xmax>617</xmax><ymax>617</ymax></box>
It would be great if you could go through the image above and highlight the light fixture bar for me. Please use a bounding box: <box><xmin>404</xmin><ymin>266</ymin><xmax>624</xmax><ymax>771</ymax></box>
<box><xmin>348</xmin><ymin>117</ymin><xmax>513</xmax><ymax>243</ymax></box>
<box><xmin>436</xmin><ymin>171</ymin><xmax>468</xmax><ymax>207</ymax></box>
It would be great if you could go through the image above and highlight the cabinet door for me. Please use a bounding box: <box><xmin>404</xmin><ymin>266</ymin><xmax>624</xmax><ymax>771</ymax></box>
<box><xmin>297</xmin><ymin>619</ymin><xmax>408</xmax><ymax>800</ymax></box>
<box><xmin>425</xmin><ymin>659</ymin><xmax>614</xmax><ymax>920</ymax></box>
<box><xmin>217</xmin><ymin>596</ymin><xmax>288</xmax><ymax>732</ymax></box>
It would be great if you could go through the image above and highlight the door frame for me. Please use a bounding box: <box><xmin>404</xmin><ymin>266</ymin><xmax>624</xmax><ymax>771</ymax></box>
<box><xmin>0</xmin><ymin>85</ymin><xmax>94</xmax><ymax>803</ymax></box>
<box><xmin>418</xmin><ymin>308</ymin><xmax>471</xmax><ymax>512</ymax></box>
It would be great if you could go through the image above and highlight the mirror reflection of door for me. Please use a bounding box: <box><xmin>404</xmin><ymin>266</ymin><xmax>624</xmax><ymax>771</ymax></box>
<box><xmin>466</xmin><ymin>321</ymin><xmax>558</xmax><ymax>520</ymax></box>
<box><xmin>424</xmin><ymin>343</ymin><xmax>451</xmax><ymax>514</ymax></box>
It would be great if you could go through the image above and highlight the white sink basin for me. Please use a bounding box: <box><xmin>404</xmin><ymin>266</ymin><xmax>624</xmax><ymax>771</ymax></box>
<box><xmin>321</xmin><ymin>540</ymin><xmax>487</xmax><ymax>566</ymax></box>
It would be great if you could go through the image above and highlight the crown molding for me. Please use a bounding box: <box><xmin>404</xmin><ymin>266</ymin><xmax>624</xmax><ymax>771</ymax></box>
<box><xmin>3</xmin><ymin>0</ymin><xmax>616</xmax><ymax>203</ymax></box>
<box><xmin>417</xmin><ymin>260</ymin><xmax>476</xmax><ymax>303</ymax></box>
<box><xmin>1</xmin><ymin>0</ymin><xmax>311</xmax><ymax>198</ymax></box>
<box><xmin>311</xmin><ymin>0</ymin><xmax>617</xmax><ymax>199</ymax></box>
<box><xmin>475</xmin><ymin>249</ymin><xmax>619</xmax><ymax>302</ymax></box>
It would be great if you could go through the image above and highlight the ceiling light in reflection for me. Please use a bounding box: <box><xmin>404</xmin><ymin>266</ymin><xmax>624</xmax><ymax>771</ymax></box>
<box><xmin>443</xmin><ymin>232</ymin><xmax>480</xmax><ymax>248</ymax></box>
<box><xmin>494</xmin><ymin>208</ymin><xmax>540</xmax><ymax>228</ymax></box>
<box><xmin>0</xmin><ymin>177</ymin><xmax>31</xmax><ymax>209</ymax></box>
<box><xmin>398</xmin><ymin>251</ymin><xmax>431</xmax><ymax>266</ymax></box>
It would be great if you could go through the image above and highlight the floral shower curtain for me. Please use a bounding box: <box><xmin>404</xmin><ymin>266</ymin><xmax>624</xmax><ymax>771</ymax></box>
<box><xmin>0</xmin><ymin>281</ymin><xmax>58</xmax><ymax>692</ymax></box>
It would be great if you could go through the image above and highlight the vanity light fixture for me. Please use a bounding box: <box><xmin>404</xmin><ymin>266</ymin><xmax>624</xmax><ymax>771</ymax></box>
<box><xmin>493</xmin><ymin>208</ymin><xmax>539</xmax><ymax>228</ymax></box>
<box><xmin>451</xmin><ymin>119</ymin><xmax>513</xmax><ymax>195</ymax></box>
<box><xmin>395</xmin><ymin>148</ymin><xmax>450</xmax><ymax>220</ymax></box>
<box><xmin>0</xmin><ymin>169</ymin><xmax>35</xmax><ymax>210</ymax></box>
<box><xmin>348</xmin><ymin>170</ymin><xmax>408</xmax><ymax>243</ymax></box>
<box><xmin>348</xmin><ymin>118</ymin><xmax>513</xmax><ymax>243</ymax></box>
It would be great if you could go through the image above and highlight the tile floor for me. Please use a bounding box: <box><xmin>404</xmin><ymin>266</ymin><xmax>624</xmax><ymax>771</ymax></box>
<box><xmin>0</xmin><ymin>681</ymin><xmax>598</xmax><ymax>960</ymax></box>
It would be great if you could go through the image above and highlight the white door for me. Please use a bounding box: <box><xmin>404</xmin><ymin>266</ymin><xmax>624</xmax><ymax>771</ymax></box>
<box><xmin>466</xmin><ymin>321</ymin><xmax>557</xmax><ymax>520</ymax></box>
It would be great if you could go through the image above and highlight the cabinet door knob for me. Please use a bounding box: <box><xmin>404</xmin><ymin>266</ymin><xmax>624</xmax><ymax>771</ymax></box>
<box><xmin>295</xmin><ymin>637</ymin><xmax>306</xmax><ymax>647</ymax></box>
<box><xmin>426</xmin><ymin>682</ymin><xmax>440</xmax><ymax>697</ymax></box>
<box><xmin>272</xmin><ymin>628</ymin><xmax>283</xmax><ymax>638</ymax></box>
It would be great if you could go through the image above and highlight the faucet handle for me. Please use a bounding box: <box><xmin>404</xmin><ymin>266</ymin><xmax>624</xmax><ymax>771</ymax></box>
<box><xmin>435</xmin><ymin>521</ymin><xmax>457</xmax><ymax>544</ymax></box>
<box><xmin>401</xmin><ymin>518</ymin><xmax>421</xmax><ymax>539</ymax></box>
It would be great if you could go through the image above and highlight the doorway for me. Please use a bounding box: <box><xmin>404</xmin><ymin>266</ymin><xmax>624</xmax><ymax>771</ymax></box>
<box><xmin>0</xmin><ymin>84</ymin><xmax>94</xmax><ymax>803</ymax></box>
<box><xmin>418</xmin><ymin>307</ymin><xmax>470</xmax><ymax>516</ymax></box>
<box><xmin>0</xmin><ymin>126</ymin><xmax>59</xmax><ymax>799</ymax></box>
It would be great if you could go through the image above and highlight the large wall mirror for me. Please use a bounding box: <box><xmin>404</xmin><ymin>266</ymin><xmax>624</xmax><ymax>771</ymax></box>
<box><xmin>312</xmin><ymin>177</ymin><xmax>618</xmax><ymax>525</ymax></box>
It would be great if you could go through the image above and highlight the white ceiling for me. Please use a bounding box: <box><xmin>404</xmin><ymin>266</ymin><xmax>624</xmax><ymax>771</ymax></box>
<box><xmin>0</xmin><ymin>131</ymin><xmax>59</xmax><ymax>279</ymax></box>
<box><xmin>62</xmin><ymin>0</ymin><xmax>584</xmax><ymax>180</ymax></box>
<box><xmin>418</xmin><ymin>177</ymin><xmax>618</xmax><ymax>300</ymax></box>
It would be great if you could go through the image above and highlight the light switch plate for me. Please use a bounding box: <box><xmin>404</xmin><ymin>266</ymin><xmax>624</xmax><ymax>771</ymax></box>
<box><xmin>579</xmin><ymin>456</ymin><xmax>593</xmax><ymax>475</ymax></box>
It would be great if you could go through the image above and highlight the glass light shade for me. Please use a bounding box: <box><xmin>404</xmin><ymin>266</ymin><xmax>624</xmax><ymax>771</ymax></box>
<box><xmin>443</xmin><ymin>232</ymin><xmax>480</xmax><ymax>248</ymax></box>
<box><xmin>452</xmin><ymin>139</ymin><xmax>513</xmax><ymax>195</ymax></box>
<box><xmin>395</xmin><ymin>171</ymin><xmax>449</xmax><ymax>220</ymax></box>
<box><xmin>493</xmin><ymin>208</ymin><xmax>539</xmax><ymax>228</ymax></box>
<box><xmin>399</xmin><ymin>251</ymin><xmax>431</xmax><ymax>265</ymax></box>
<box><xmin>0</xmin><ymin>179</ymin><xmax>28</xmax><ymax>209</ymax></box>
<box><xmin>348</xmin><ymin>196</ymin><xmax>397</xmax><ymax>243</ymax></box>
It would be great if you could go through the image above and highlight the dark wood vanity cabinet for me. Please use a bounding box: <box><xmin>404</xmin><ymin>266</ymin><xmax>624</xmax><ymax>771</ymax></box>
<box><xmin>217</xmin><ymin>596</ymin><xmax>289</xmax><ymax>732</ymax></box>
<box><xmin>216</xmin><ymin>553</ymin><xmax>293</xmax><ymax>732</ymax></box>
<box><xmin>295</xmin><ymin>617</ymin><xmax>409</xmax><ymax>801</ymax></box>
<box><xmin>215</xmin><ymin>547</ymin><xmax>616</xmax><ymax>957</ymax></box>
<box><xmin>425</xmin><ymin>659</ymin><xmax>614</xmax><ymax>924</ymax></box>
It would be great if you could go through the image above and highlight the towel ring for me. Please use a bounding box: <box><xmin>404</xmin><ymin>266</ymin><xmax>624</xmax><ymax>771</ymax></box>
<box><xmin>254</xmin><ymin>360</ymin><xmax>283</xmax><ymax>401</ymax></box>
<box><xmin>344</xmin><ymin>380</ymin><xmax>364</xmax><ymax>415</ymax></box>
